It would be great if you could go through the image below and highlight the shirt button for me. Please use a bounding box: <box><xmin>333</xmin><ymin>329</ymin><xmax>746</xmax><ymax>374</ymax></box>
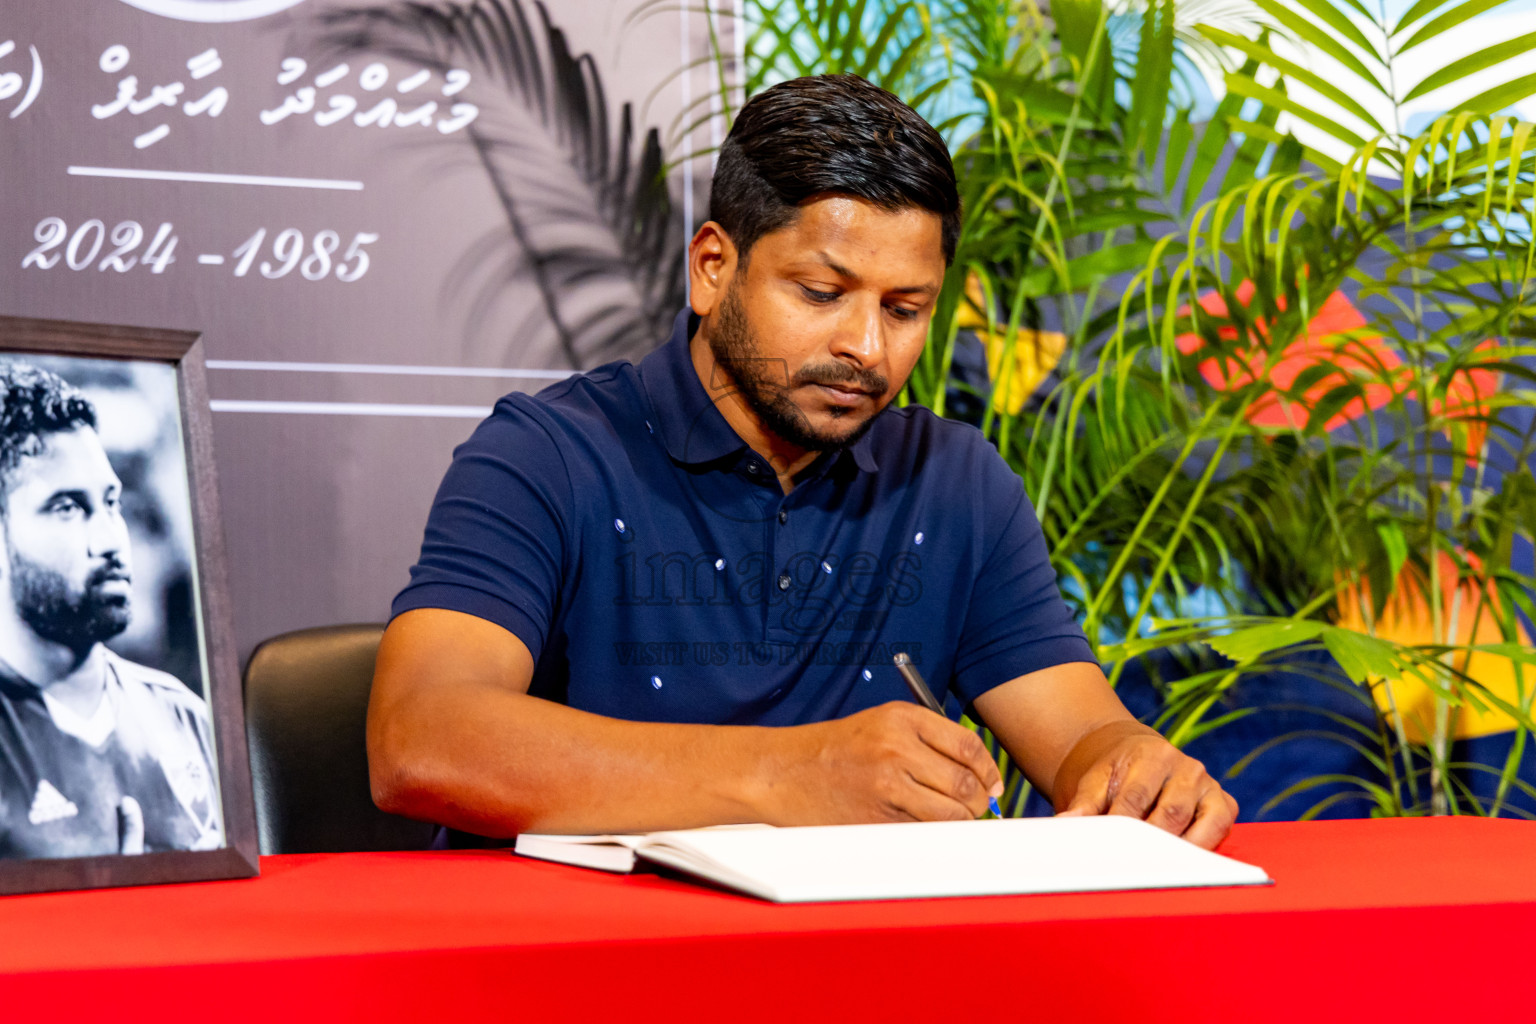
<box><xmin>777</xmin><ymin>573</ymin><xmax>791</xmax><ymax>591</ymax></box>
<box><xmin>777</xmin><ymin>508</ymin><xmax>788</xmax><ymax>525</ymax></box>
<box><xmin>746</xmin><ymin>462</ymin><xmax>760</xmax><ymax>475</ymax></box>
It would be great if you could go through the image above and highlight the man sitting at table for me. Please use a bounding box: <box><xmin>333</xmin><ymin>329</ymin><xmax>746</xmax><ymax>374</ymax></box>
<box><xmin>372</xmin><ymin>74</ymin><xmax>1238</xmax><ymax>847</ymax></box>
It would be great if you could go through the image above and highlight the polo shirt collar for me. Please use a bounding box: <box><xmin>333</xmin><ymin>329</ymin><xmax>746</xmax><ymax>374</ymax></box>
<box><xmin>640</xmin><ymin>309</ymin><xmax>746</xmax><ymax>466</ymax></box>
<box><xmin>639</xmin><ymin>308</ymin><xmax>881</xmax><ymax>474</ymax></box>
<box><xmin>848</xmin><ymin>422</ymin><xmax>881</xmax><ymax>473</ymax></box>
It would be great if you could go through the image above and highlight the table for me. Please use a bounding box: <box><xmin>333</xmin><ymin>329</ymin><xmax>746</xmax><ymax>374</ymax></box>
<box><xmin>2</xmin><ymin>817</ymin><xmax>1532</xmax><ymax>1022</ymax></box>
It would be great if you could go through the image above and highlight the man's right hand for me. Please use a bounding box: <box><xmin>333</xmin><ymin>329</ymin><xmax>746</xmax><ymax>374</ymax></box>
<box><xmin>764</xmin><ymin>702</ymin><xmax>1003</xmax><ymax>824</ymax></box>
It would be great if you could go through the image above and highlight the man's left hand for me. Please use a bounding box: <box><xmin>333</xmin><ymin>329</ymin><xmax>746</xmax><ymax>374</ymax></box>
<box><xmin>1053</xmin><ymin>720</ymin><xmax>1238</xmax><ymax>850</ymax></box>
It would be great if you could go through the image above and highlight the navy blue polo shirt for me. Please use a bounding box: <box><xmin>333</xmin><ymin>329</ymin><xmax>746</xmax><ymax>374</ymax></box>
<box><xmin>393</xmin><ymin>310</ymin><xmax>1095</xmax><ymax>726</ymax></box>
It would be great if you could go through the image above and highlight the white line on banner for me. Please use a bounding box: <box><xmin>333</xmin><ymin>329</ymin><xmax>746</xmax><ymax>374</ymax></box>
<box><xmin>67</xmin><ymin>166</ymin><xmax>365</xmax><ymax>191</ymax></box>
<box><xmin>680</xmin><ymin>1</ymin><xmax>692</xmax><ymax>264</ymax></box>
<box><xmin>210</xmin><ymin>400</ymin><xmax>493</xmax><ymax>418</ymax></box>
<box><xmin>206</xmin><ymin>360</ymin><xmax>573</xmax><ymax>380</ymax></box>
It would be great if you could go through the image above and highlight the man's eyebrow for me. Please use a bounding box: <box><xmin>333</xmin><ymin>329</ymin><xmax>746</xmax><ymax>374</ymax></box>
<box><xmin>42</xmin><ymin>488</ymin><xmax>91</xmax><ymax>508</ymax></box>
<box><xmin>809</xmin><ymin>252</ymin><xmax>940</xmax><ymax>295</ymax></box>
<box><xmin>813</xmin><ymin>253</ymin><xmax>860</xmax><ymax>280</ymax></box>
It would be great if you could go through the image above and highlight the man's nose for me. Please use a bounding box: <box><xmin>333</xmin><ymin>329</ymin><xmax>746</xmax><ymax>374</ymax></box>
<box><xmin>86</xmin><ymin>508</ymin><xmax>128</xmax><ymax>559</ymax></box>
<box><xmin>829</xmin><ymin>298</ymin><xmax>884</xmax><ymax>369</ymax></box>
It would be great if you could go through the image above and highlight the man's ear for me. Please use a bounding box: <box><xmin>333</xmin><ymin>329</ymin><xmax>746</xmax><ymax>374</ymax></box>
<box><xmin>687</xmin><ymin>222</ymin><xmax>739</xmax><ymax>318</ymax></box>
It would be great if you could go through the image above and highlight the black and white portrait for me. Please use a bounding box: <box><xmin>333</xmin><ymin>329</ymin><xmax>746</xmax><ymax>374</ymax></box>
<box><xmin>0</xmin><ymin>354</ymin><xmax>221</xmax><ymax>860</ymax></box>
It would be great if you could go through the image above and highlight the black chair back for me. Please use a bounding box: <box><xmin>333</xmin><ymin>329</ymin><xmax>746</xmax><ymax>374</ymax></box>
<box><xmin>243</xmin><ymin>624</ymin><xmax>435</xmax><ymax>854</ymax></box>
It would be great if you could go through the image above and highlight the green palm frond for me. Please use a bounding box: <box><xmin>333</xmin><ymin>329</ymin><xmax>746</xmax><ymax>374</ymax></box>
<box><xmin>1199</xmin><ymin>0</ymin><xmax>1536</xmax><ymax>166</ymax></box>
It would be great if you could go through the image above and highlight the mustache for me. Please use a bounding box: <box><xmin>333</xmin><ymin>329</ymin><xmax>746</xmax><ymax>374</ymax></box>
<box><xmin>86</xmin><ymin>560</ymin><xmax>131</xmax><ymax>588</ymax></box>
<box><xmin>791</xmin><ymin>363</ymin><xmax>889</xmax><ymax>396</ymax></box>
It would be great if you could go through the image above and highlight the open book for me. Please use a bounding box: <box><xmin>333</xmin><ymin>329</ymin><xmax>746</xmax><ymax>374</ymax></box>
<box><xmin>513</xmin><ymin>816</ymin><xmax>1271</xmax><ymax>903</ymax></box>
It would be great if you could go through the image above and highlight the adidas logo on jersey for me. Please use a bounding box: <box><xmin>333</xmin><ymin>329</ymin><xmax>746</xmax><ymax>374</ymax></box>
<box><xmin>27</xmin><ymin>779</ymin><xmax>78</xmax><ymax>825</ymax></box>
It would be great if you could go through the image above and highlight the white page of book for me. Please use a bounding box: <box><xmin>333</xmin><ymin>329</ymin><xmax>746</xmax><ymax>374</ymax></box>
<box><xmin>638</xmin><ymin>815</ymin><xmax>1270</xmax><ymax>903</ymax></box>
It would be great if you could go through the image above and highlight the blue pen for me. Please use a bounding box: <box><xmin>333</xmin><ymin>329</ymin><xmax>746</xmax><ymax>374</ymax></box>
<box><xmin>893</xmin><ymin>652</ymin><xmax>1003</xmax><ymax>818</ymax></box>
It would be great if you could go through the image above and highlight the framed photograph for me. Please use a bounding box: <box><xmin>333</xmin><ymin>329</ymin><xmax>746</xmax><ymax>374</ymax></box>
<box><xmin>0</xmin><ymin>315</ymin><xmax>258</xmax><ymax>895</ymax></box>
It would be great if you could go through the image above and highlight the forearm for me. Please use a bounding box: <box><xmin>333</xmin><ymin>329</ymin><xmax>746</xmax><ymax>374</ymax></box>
<box><xmin>370</xmin><ymin>680</ymin><xmax>786</xmax><ymax>836</ymax></box>
<box><xmin>370</xmin><ymin>610</ymin><xmax>1006</xmax><ymax>835</ymax></box>
<box><xmin>972</xmin><ymin>661</ymin><xmax>1141</xmax><ymax>804</ymax></box>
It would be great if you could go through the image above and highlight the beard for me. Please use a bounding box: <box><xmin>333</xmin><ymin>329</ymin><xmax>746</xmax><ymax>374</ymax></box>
<box><xmin>708</xmin><ymin>282</ymin><xmax>890</xmax><ymax>454</ymax></box>
<box><xmin>9</xmin><ymin>551</ymin><xmax>131</xmax><ymax>652</ymax></box>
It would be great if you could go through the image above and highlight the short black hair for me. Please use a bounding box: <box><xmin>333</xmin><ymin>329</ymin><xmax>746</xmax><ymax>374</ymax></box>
<box><xmin>708</xmin><ymin>74</ymin><xmax>960</xmax><ymax>265</ymax></box>
<box><xmin>0</xmin><ymin>363</ymin><xmax>97</xmax><ymax>504</ymax></box>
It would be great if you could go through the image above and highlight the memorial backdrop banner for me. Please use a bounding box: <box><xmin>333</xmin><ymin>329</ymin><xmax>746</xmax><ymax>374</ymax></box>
<box><xmin>1</xmin><ymin>0</ymin><xmax>718</xmax><ymax>657</ymax></box>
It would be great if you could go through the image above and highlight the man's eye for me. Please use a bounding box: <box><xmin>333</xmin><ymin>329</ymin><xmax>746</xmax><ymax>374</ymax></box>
<box><xmin>886</xmin><ymin>305</ymin><xmax>920</xmax><ymax>321</ymax></box>
<box><xmin>800</xmin><ymin>286</ymin><xmax>840</xmax><ymax>303</ymax></box>
<box><xmin>49</xmin><ymin>499</ymin><xmax>84</xmax><ymax>517</ymax></box>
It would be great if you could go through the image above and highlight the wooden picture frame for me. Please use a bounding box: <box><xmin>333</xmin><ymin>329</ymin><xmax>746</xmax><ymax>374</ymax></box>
<box><xmin>0</xmin><ymin>315</ymin><xmax>258</xmax><ymax>894</ymax></box>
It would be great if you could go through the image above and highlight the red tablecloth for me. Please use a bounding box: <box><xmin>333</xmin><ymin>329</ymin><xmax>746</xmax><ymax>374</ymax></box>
<box><xmin>2</xmin><ymin>817</ymin><xmax>1532</xmax><ymax>1022</ymax></box>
